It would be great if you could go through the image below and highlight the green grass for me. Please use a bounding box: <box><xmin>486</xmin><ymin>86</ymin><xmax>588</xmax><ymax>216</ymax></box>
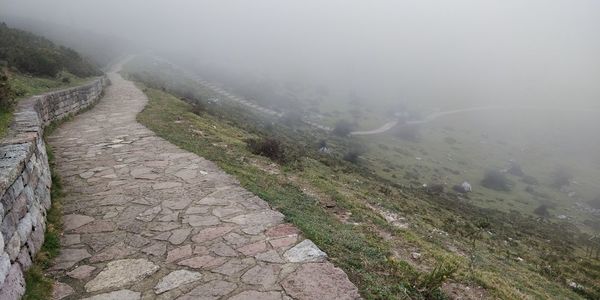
<box><xmin>124</xmin><ymin>56</ymin><xmax>599</xmax><ymax>299</ymax></box>
<box><xmin>136</xmin><ymin>85</ymin><xmax>448</xmax><ymax>299</ymax></box>
<box><xmin>0</xmin><ymin>106</ymin><xmax>12</xmax><ymax>139</ymax></box>
<box><xmin>9</xmin><ymin>71</ymin><xmax>93</xmax><ymax>100</ymax></box>
<box><xmin>23</xmin><ymin>144</ymin><xmax>64</xmax><ymax>300</ymax></box>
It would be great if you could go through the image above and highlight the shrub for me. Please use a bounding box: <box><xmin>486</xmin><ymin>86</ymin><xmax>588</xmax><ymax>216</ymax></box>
<box><xmin>0</xmin><ymin>69</ymin><xmax>14</xmax><ymax>110</ymax></box>
<box><xmin>332</xmin><ymin>120</ymin><xmax>355</xmax><ymax>136</ymax></box>
<box><xmin>534</xmin><ymin>204</ymin><xmax>550</xmax><ymax>220</ymax></box>
<box><xmin>189</xmin><ymin>102</ymin><xmax>206</xmax><ymax>116</ymax></box>
<box><xmin>481</xmin><ymin>170</ymin><xmax>513</xmax><ymax>191</ymax></box>
<box><xmin>521</xmin><ymin>175</ymin><xmax>539</xmax><ymax>185</ymax></box>
<box><xmin>343</xmin><ymin>144</ymin><xmax>366</xmax><ymax>163</ymax></box>
<box><xmin>247</xmin><ymin>137</ymin><xmax>284</xmax><ymax>162</ymax></box>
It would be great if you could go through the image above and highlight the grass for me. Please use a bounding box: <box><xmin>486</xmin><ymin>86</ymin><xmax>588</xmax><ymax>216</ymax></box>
<box><xmin>136</xmin><ymin>85</ymin><xmax>440</xmax><ymax>299</ymax></box>
<box><xmin>125</xmin><ymin>56</ymin><xmax>600</xmax><ymax>299</ymax></box>
<box><xmin>23</xmin><ymin>143</ymin><xmax>64</xmax><ymax>300</ymax></box>
<box><xmin>9</xmin><ymin>71</ymin><xmax>93</xmax><ymax>100</ymax></box>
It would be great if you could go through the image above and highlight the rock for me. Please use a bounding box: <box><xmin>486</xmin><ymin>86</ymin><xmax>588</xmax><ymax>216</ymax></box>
<box><xmin>52</xmin><ymin>282</ymin><xmax>75</xmax><ymax>300</ymax></box>
<box><xmin>191</xmin><ymin>225</ymin><xmax>236</xmax><ymax>243</ymax></box>
<box><xmin>225</xmin><ymin>211</ymin><xmax>284</xmax><ymax>235</ymax></box>
<box><xmin>168</xmin><ymin>228</ymin><xmax>191</xmax><ymax>245</ymax></box>
<box><xmin>237</xmin><ymin>241</ymin><xmax>267</xmax><ymax>256</ymax></box>
<box><xmin>67</xmin><ymin>265</ymin><xmax>96</xmax><ymax>280</ymax></box>
<box><xmin>229</xmin><ymin>291</ymin><xmax>282</xmax><ymax>300</ymax></box>
<box><xmin>177</xmin><ymin>255</ymin><xmax>227</xmax><ymax>269</ymax></box>
<box><xmin>212</xmin><ymin>207</ymin><xmax>243</xmax><ymax>218</ymax></box>
<box><xmin>281</xmin><ymin>263</ymin><xmax>361</xmax><ymax>300</ymax></box>
<box><xmin>61</xmin><ymin>234</ymin><xmax>81</xmax><ymax>246</ymax></box>
<box><xmin>265</xmin><ymin>224</ymin><xmax>300</xmax><ymax>237</ymax></box>
<box><xmin>268</xmin><ymin>236</ymin><xmax>297</xmax><ymax>249</ymax></box>
<box><xmin>0</xmin><ymin>264</ymin><xmax>25</xmax><ymax>300</ymax></box>
<box><xmin>81</xmin><ymin>289</ymin><xmax>141</xmax><ymax>300</ymax></box>
<box><xmin>211</xmin><ymin>242</ymin><xmax>237</xmax><ymax>257</ymax></box>
<box><xmin>142</xmin><ymin>242</ymin><xmax>167</xmax><ymax>257</ymax></box>
<box><xmin>63</xmin><ymin>214</ymin><xmax>95</xmax><ymax>231</ymax></box>
<box><xmin>89</xmin><ymin>242</ymin><xmax>137</xmax><ymax>263</ymax></box>
<box><xmin>136</xmin><ymin>206</ymin><xmax>161</xmax><ymax>222</ymax></box>
<box><xmin>51</xmin><ymin>248</ymin><xmax>91</xmax><ymax>270</ymax></box>
<box><xmin>283</xmin><ymin>240</ymin><xmax>327</xmax><ymax>263</ymax></box>
<box><xmin>6</xmin><ymin>234</ymin><xmax>21</xmax><ymax>260</ymax></box>
<box><xmin>0</xmin><ymin>253</ymin><xmax>11</xmax><ymax>284</ymax></box>
<box><xmin>411</xmin><ymin>252</ymin><xmax>422</xmax><ymax>260</ymax></box>
<box><xmin>73</xmin><ymin>220</ymin><xmax>115</xmax><ymax>233</ymax></box>
<box><xmin>85</xmin><ymin>259</ymin><xmax>159</xmax><ymax>292</ymax></box>
<box><xmin>186</xmin><ymin>215</ymin><xmax>220</xmax><ymax>227</ymax></box>
<box><xmin>152</xmin><ymin>182</ymin><xmax>182</xmax><ymax>190</ymax></box>
<box><xmin>212</xmin><ymin>258</ymin><xmax>255</xmax><ymax>276</ymax></box>
<box><xmin>154</xmin><ymin>270</ymin><xmax>202</xmax><ymax>294</ymax></box>
<box><xmin>241</xmin><ymin>264</ymin><xmax>281</xmax><ymax>287</ymax></box>
<box><xmin>255</xmin><ymin>250</ymin><xmax>285</xmax><ymax>263</ymax></box>
<box><xmin>166</xmin><ymin>244</ymin><xmax>192</xmax><ymax>263</ymax></box>
<box><xmin>178</xmin><ymin>280</ymin><xmax>237</xmax><ymax>300</ymax></box>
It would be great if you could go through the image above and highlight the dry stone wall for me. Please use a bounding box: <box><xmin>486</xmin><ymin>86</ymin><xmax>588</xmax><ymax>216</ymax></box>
<box><xmin>0</xmin><ymin>77</ymin><xmax>107</xmax><ymax>298</ymax></box>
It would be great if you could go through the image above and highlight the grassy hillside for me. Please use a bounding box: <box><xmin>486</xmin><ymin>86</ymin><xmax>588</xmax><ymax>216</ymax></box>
<box><xmin>0</xmin><ymin>22</ymin><xmax>100</xmax><ymax>138</ymax></box>
<box><xmin>125</xmin><ymin>56</ymin><xmax>600</xmax><ymax>299</ymax></box>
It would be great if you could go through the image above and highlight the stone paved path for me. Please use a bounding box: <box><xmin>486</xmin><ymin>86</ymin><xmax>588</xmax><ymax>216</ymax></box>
<box><xmin>46</xmin><ymin>65</ymin><xmax>361</xmax><ymax>300</ymax></box>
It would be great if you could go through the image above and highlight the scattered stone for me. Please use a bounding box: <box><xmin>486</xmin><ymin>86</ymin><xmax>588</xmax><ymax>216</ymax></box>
<box><xmin>411</xmin><ymin>252</ymin><xmax>422</xmax><ymax>260</ymax></box>
<box><xmin>166</xmin><ymin>245</ymin><xmax>192</xmax><ymax>263</ymax></box>
<box><xmin>52</xmin><ymin>282</ymin><xmax>74</xmax><ymax>300</ymax></box>
<box><xmin>283</xmin><ymin>240</ymin><xmax>327</xmax><ymax>263</ymax></box>
<box><xmin>281</xmin><ymin>263</ymin><xmax>361</xmax><ymax>300</ymax></box>
<box><xmin>63</xmin><ymin>214</ymin><xmax>94</xmax><ymax>231</ymax></box>
<box><xmin>85</xmin><ymin>259</ymin><xmax>159</xmax><ymax>292</ymax></box>
<box><xmin>67</xmin><ymin>265</ymin><xmax>96</xmax><ymax>280</ymax></box>
<box><xmin>81</xmin><ymin>289</ymin><xmax>141</xmax><ymax>300</ymax></box>
<box><xmin>154</xmin><ymin>270</ymin><xmax>202</xmax><ymax>294</ymax></box>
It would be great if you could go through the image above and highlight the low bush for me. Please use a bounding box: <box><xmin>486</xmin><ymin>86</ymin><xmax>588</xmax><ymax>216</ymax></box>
<box><xmin>481</xmin><ymin>170</ymin><xmax>513</xmax><ymax>191</ymax></box>
<box><xmin>332</xmin><ymin>119</ymin><xmax>355</xmax><ymax>136</ymax></box>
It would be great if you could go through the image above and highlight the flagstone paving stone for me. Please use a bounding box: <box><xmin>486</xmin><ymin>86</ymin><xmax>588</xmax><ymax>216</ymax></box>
<box><xmin>47</xmin><ymin>63</ymin><xmax>360</xmax><ymax>299</ymax></box>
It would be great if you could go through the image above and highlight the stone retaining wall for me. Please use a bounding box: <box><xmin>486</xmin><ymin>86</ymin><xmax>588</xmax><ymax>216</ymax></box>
<box><xmin>0</xmin><ymin>77</ymin><xmax>107</xmax><ymax>299</ymax></box>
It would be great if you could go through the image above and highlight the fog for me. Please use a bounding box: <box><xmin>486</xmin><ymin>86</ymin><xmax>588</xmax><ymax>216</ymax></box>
<box><xmin>2</xmin><ymin>0</ymin><xmax>599</xmax><ymax>111</ymax></box>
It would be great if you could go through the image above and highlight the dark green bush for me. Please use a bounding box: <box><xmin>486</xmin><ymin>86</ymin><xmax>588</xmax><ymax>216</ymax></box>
<box><xmin>481</xmin><ymin>170</ymin><xmax>513</xmax><ymax>191</ymax></box>
<box><xmin>0</xmin><ymin>23</ymin><xmax>100</xmax><ymax>77</ymax></box>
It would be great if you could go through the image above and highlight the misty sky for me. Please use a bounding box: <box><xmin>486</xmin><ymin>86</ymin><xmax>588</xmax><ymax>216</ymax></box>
<box><xmin>2</xmin><ymin>0</ymin><xmax>599</xmax><ymax>109</ymax></box>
